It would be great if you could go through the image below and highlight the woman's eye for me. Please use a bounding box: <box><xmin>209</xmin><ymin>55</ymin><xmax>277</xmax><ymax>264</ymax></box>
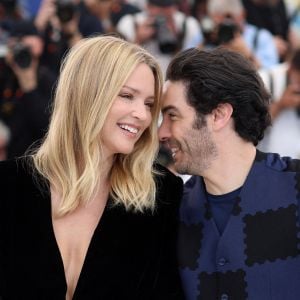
<box><xmin>119</xmin><ymin>93</ymin><xmax>133</xmax><ymax>100</ymax></box>
<box><xmin>145</xmin><ymin>102</ymin><xmax>154</xmax><ymax>109</ymax></box>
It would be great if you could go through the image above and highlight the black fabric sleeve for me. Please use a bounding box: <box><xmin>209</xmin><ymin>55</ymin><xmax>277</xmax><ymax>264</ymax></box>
<box><xmin>153</xmin><ymin>165</ymin><xmax>185</xmax><ymax>299</ymax></box>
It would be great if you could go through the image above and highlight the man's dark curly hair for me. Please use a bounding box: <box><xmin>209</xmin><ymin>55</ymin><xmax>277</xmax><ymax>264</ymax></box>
<box><xmin>166</xmin><ymin>47</ymin><xmax>271</xmax><ymax>145</ymax></box>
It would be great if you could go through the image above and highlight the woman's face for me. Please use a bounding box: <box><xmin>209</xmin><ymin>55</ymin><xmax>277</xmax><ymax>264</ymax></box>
<box><xmin>101</xmin><ymin>63</ymin><xmax>155</xmax><ymax>159</ymax></box>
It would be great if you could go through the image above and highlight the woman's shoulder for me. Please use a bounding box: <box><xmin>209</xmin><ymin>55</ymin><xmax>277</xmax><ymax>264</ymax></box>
<box><xmin>0</xmin><ymin>156</ymin><xmax>34</xmax><ymax>182</ymax></box>
<box><xmin>0</xmin><ymin>157</ymin><xmax>41</xmax><ymax>223</ymax></box>
<box><xmin>153</xmin><ymin>164</ymin><xmax>183</xmax><ymax>209</ymax></box>
<box><xmin>154</xmin><ymin>163</ymin><xmax>183</xmax><ymax>185</ymax></box>
<box><xmin>0</xmin><ymin>156</ymin><xmax>46</xmax><ymax>200</ymax></box>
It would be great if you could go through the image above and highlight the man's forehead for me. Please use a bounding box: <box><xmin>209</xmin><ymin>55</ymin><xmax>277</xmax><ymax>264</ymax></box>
<box><xmin>161</xmin><ymin>81</ymin><xmax>196</xmax><ymax>114</ymax></box>
<box><xmin>162</xmin><ymin>80</ymin><xmax>186</xmax><ymax>103</ymax></box>
<box><xmin>162</xmin><ymin>80</ymin><xmax>172</xmax><ymax>93</ymax></box>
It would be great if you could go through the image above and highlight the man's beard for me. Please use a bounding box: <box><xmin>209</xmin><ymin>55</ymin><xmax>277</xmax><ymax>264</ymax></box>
<box><xmin>174</xmin><ymin>119</ymin><xmax>218</xmax><ymax>176</ymax></box>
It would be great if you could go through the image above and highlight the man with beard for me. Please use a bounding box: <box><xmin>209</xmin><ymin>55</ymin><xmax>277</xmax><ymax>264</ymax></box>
<box><xmin>159</xmin><ymin>47</ymin><xmax>300</xmax><ymax>300</ymax></box>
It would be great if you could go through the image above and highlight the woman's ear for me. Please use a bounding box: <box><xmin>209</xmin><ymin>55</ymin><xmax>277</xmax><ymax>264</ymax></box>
<box><xmin>211</xmin><ymin>103</ymin><xmax>233</xmax><ymax>131</ymax></box>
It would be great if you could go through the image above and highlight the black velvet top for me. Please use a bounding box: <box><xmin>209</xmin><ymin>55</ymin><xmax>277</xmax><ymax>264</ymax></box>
<box><xmin>0</xmin><ymin>158</ymin><xmax>184</xmax><ymax>299</ymax></box>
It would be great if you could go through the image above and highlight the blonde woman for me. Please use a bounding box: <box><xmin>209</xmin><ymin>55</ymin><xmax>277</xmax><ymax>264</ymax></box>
<box><xmin>0</xmin><ymin>36</ymin><xmax>184</xmax><ymax>299</ymax></box>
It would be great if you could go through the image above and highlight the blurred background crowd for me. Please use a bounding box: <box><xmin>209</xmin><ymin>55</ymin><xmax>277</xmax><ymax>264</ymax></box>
<box><xmin>0</xmin><ymin>0</ymin><xmax>299</xmax><ymax>164</ymax></box>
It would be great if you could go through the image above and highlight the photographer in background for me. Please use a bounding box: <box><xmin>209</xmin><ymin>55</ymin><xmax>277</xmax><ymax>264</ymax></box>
<box><xmin>116</xmin><ymin>0</ymin><xmax>202</xmax><ymax>74</ymax></box>
<box><xmin>270</xmin><ymin>51</ymin><xmax>300</xmax><ymax>120</ymax></box>
<box><xmin>204</xmin><ymin>0</ymin><xmax>279</xmax><ymax>70</ymax></box>
<box><xmin>83</xmin><ymin>0</ymin><xmax>140</xmax><ymax>34</ymax></box>
<box><xmin>242</xmin><ymin>0</ymin><xmax>292</xmax><ymax>62</ymax></box>
<box><xmin>258</xmin><ymin>49</ymin><xmax>300</xmax><ymax>158</ymax></box>
<box><xmin>35</xmin><ymin>0</ymin><xmax>103</xmax><ymax>74</ymax></box>
<box><xmin>0</xmin><ymin>20</ymin><xmax>56</xmax><ymax>158</ymax></box>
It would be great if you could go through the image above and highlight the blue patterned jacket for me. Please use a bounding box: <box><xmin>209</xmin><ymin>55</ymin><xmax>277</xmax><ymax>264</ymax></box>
<box><xmin>179</xmin><ymin>151</ymin><xmax>300</xmax><ymax>300</ymax></box>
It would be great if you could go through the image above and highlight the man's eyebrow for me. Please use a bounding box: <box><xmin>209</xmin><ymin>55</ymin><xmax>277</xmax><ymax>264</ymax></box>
<box><xmin>161</xmin><ymin>105</ymin><xmax>178</xmax><ymax>114</ymax></box>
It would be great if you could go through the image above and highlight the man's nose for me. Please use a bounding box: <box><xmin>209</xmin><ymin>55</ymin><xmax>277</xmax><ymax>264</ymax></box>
<box><xmin>158</xmin><ymin>118</ymin><xmax>170</xmax><ymax>142</ymax></box>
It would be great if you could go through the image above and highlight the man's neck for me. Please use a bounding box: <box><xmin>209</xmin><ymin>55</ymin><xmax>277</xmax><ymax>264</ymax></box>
<box><xmin>202</xmin><ymin>142</ymin><xmax>257</xmax><ymax>196</ymax></box>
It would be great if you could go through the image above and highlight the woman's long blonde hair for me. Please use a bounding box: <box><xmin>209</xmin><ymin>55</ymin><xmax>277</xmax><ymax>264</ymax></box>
<box><xmin>32</xmin><ymin>35</ymin><xmax>163</xmax><ymax>215</ymax></box>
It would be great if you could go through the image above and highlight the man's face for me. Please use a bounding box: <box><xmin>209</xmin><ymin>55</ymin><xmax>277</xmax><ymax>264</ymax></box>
<box><xmin>158</xmin><ymin>80</ymin><xmax>217</xmax><ymax>175</ymax></box>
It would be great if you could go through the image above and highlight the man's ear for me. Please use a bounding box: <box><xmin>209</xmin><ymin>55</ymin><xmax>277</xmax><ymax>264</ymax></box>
<box><xmin>211</xmin><ymin>103</ymin><xmax>233</xmax><ymax>131</ymax></box>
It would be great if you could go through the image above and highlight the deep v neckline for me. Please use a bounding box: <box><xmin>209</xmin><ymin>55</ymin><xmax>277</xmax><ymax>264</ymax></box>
<box><xmin>47</xmin><ymin>190</ymin><xmax>110</xmax><ymax>299</ymax></box>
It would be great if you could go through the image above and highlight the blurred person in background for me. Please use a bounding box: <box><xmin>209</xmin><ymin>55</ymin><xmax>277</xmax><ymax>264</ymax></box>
<box><xmin>34</xmin><ymin>0</ymin><xmax>103</xmax><ymax>74</ymax></box>
<box><xmin>176</xmin><ymin>0</ymin><xmax>192</xmax><ymax>16</ymax></box>
<box><xmin>116</xmin><ymin>0</ymin><xmax>202</xmax><ymax>74</ymax></box>
<box><xmin>259</xmin><ymin>48</ymin><xmax>300</xmax><ymax>158</ymax></box>
<box><xmin>0</xmin><ymin>19</ymin><xmax>56</xmax><ymax>158</ymax></box>
<box><xmin>242</xmin><ymin>0</ymin><xmax>293</xmax><ymax>61</ymax></box>
<box><xmin>202</xmin><ymin>0</ymin><xmax>279</xmax><ymax>69</ymax></box>
<box><xmin>84</xmin><ymin>0</ymin><xmax>140</xmax><ymax>34</ymax></box>
<box><xmin>191</xmin><ymin>0</ymin><xmax>209</xmax><ymax>22</ymax></box>
<box><xmin>35</xmin><ymin>0</ymin><xmax>140</xmax><ymax>74</ymax></box>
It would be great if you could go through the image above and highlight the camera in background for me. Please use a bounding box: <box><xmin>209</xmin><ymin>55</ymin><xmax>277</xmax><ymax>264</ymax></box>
<box><xmin>55</xmin><ymin>0</ymin><xmax>76</xmax><ymax>23</ymax></box>
<box><xmin>152</xmin><ymin>15</ymin><xmax>179</xmax><ymax>54</ymax></box>
<box><xmin>0</xmin><ymin>42</ymin><xmax>32</xmax><ymax>69</ymax></box>
<box><xmin>217</xmin><ymin>19</ymin><xmax>238</xmax><ymax>44</ymax></box>
<box><xmin>200</xmin><ymin>16</ymin><xmax>239</xmax><ymax>47</ymax></box>
<box><xmin>11</xmin><ymin>42</ymin><xmax>32</xmax><ymax>68</ymax></box>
